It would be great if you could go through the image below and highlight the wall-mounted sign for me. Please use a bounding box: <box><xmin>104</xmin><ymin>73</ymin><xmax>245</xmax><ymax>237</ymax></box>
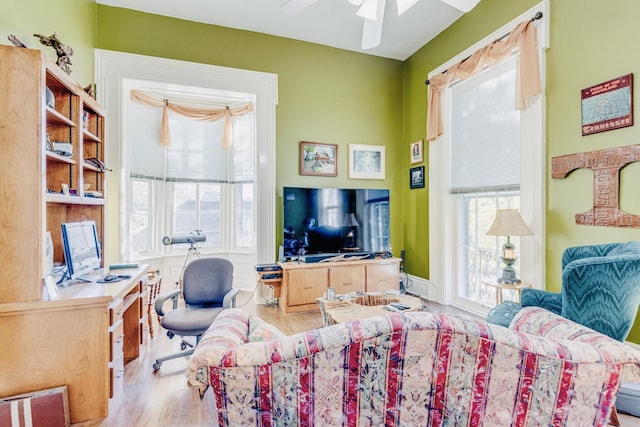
<box><xmin>552</xmin><ymin>144</ymin><xmax>640</xmax><ymax>228</ymax></box>
<box><xmin>581</xmin><ymin>73</ymin><xmax>633</xmax><ymax>136</ymax></box>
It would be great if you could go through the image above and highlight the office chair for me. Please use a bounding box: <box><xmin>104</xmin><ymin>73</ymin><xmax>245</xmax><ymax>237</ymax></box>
<box><xmin>153</xmin><ymin>257</ymin><xmax>239</xmax><ymax>371</ymax></box>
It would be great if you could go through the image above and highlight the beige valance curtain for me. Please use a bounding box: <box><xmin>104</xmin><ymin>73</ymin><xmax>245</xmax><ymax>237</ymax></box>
<box><xmin>130</xmin><ymin>89</ymin><xmax>254</xmax><ymax>149</ymax></box>
<box><xmin>426</xmin><ymin>18</ymin><xmax>541</xmax><ymax>142</ymax></box>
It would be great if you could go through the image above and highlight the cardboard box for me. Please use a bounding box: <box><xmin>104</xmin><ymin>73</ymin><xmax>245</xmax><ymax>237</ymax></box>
<box><xmin>0</xmin><ymin>386</ymin><xmax>70</xmax><ymax>427</ymax></box>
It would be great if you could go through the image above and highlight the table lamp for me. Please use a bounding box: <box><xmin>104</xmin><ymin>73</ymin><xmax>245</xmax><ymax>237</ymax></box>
<box><xmin>486</xmin><ymin>209</ymin><xmax>532</xmax><ymax>284</ymax></box>
<box><xmin>342</xmin><ymin>213</ymin><xmax>360</xmax><ymax>248</ymax></box>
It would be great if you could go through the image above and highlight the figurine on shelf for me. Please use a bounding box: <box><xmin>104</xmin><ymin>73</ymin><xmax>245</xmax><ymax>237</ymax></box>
<box><xmin>33</xmin><ymin>32</ymin><xmax>73</xmax><ymax>75</ymax></box>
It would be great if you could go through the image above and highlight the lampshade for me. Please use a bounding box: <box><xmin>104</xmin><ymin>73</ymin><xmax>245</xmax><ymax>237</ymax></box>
<box><xmin>486</xmin><ymin>209</ymin><xmax>532</xmax><ymax>237</ymax></box>
<box><xmin>342</xmin><ymin>213</ymin><xmax>360</xmax><ymax>227</ymax></box>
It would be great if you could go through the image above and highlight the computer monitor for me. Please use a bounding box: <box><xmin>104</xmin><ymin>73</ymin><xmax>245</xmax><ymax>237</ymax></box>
<box><xmin>61</xmin><ymin>220</ymin><xmax>102</xmax><ymax>281</ymax></box>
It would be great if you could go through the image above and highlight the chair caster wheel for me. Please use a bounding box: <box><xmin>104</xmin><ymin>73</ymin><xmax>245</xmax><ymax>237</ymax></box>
<box><xmin>153</xmin><ymin>361</ymin><xmax>161</xmax><ymax>371</ymax></box>
<box><xmin>180</xmin><ymin>342</ymin><xmax>187</xmax><ymax>350</ymax></box>
<box><xmin>167</xmin><ymin>331</ymin><xmax>175</xmax><ymax>339</ymax></box>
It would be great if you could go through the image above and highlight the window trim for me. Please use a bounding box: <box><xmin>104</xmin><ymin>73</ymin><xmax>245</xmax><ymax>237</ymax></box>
<box><xmin>427</xmin><ymin>1</ymin><xmax>547</xmax><ymax>314</ymax></box>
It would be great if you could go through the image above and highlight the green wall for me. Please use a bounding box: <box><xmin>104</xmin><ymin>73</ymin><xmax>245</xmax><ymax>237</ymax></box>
<box><xmin>96</xmin><ymin>6</ymin><xmax>405</xmax><ymax>259</ymax></box>
<box><xmin>405</xmin><ymin>0</ymin><xmax>640</xmax><ymax>342</ymax></box>
<box><xmin>0</xmin><ymin>0</ymin><xmax>97</xmax><ymax>85</ymax></box>
<box><xmin>4</xmin><ymin>0</ymin><xmax>640</xmax><ymax>342</ymax></box>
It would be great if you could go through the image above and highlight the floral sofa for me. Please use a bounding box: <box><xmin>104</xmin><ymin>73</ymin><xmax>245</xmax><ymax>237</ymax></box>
<box><xmin>186</xmin><ymin>307</ymin><xmax>640</xmax><ymax>427</ymax></box>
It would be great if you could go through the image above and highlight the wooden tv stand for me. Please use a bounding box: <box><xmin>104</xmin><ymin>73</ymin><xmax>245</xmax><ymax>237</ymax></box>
<box><xmin>278</xmin><ymin>257</ymin><xmax>401</xmax><ymax>314</ymax></box>
<box><xmin>0</xmin><ymin>265</ymin><xmax>149</xmax><ymax>423</ymax></box>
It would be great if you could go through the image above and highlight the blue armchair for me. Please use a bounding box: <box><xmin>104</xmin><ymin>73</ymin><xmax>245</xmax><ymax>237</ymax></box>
<box><xmin>488</xmin><ymin>241</ymin><xmax>640</xmax><ymax>342</ymax></box>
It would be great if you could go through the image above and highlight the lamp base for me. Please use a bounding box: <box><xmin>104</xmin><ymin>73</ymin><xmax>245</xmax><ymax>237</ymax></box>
<box><xmin>498</xmin><ymin>267</ymin><xmax>521</xmax><ymax>284</ymax></box>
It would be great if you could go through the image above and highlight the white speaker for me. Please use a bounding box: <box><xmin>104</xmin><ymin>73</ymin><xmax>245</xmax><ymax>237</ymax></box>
<box><xmin>278</xmin><ymin>245</ymin><xmax>284</xmax><ymax>262</ymax></box>
<box><xmin>44</xmin><ymin>231</ymin><xmax>54</xmax><ymax>276</ymax></box>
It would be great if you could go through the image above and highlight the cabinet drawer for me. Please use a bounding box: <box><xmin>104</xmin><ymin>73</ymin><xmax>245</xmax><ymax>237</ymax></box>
<box><xmin>330</xmin><ymin>265</ymin><xmax>365</xmax><ymax>294</ymax></box>
<box><xmin>109</xmin><ymin>299</ymin><xmax>124</xmax><ymax>325</ymax></box>
<box><xmin>366</xmin><ymin>263</ymin><xmax>400</xmax><ymax>293</ymax></box>
<box><xmin>110</xmin><ymin>319</ymin><xmax>124</xmax><ymax>362</ymax></box>
<box><xmin>287</xmin><ymin>268</ymin><xmax>328</xmax><ymax>306</ymax></box>
<box><xmin>109</xmin><ymin>353</ymin><xmax>125</xmax><ymax>398</ymax></box>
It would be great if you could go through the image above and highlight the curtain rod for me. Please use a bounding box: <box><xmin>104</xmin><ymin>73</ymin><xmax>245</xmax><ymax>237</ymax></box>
<box><xmin>424</xmin><ymin>11</ymin><xmax>543</xmax><ymax>86</ymax></box>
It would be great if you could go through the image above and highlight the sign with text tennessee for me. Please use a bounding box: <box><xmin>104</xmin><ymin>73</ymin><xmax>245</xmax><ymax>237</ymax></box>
<box><xmin>581</xmin><ymin>73</ymin><xmax>633</xmax><ymax>136</ymax></box>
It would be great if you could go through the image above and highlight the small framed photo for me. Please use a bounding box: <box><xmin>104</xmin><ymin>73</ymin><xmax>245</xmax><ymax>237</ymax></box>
<box><xmin>299</xmin><ymin>141</ymin><xmax>338</xmax><ymax>177</ymax></box>
<box><xmin>326</xmin><ymin>287</ymin><xmax>336</xmax><ymax>301</ymax></box>
<box><xmin>348</xmin><ymin>144</ymin><xmax>385</xmax><ymax>180</ymax></box>
<box><xmin>410</xmin><ymin>166</ymin><xmax>425</xmax><ymax>189</ymax></box>
<box><xmin>410</xmin><ymin>139</ymin><xmax>423</xmax><ymax>164</ymax></box>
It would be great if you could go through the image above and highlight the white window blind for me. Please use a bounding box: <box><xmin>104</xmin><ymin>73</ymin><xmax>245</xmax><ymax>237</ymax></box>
<box><xmin>450</xmin><ymin>56</ymin><xmax>520</xmax><ymax>193</ymax></box>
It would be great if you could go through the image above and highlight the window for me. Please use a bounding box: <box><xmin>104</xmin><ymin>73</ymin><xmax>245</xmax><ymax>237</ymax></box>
<box><xmin>124</xmin><ymin>81</ymin><xmax>256</xmax><ymax>260</ymax></box>
<box><xmin>451</xmin><ymin>57</ymin><xmax>521</xmax><ymax>307</ymax></box>
<box><xmin>428</xmin><ymin>3</ymin><xmax>547</xmax><ymax>315</ymax></box>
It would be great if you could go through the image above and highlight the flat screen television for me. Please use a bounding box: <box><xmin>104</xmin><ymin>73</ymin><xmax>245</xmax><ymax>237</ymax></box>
<box><xmin>283</xmin><ymin>187</ymin><xmax>390</xmax><ymax>257</ymax></box>
<box><xmin>61</xmin><ymin>220</ymin><xmax>102</xmax><ymax>281</ymax></box>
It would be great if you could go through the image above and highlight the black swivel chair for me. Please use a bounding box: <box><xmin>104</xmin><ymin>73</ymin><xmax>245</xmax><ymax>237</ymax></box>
<box><xmin>152</xmin><ymin>257</ymin><xmax>239</xmax><ymax>371</ymax></box>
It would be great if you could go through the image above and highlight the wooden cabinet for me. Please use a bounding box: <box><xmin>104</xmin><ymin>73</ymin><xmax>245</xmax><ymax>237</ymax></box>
<box><xmin>286</xmin><ymin>269</ymin><xmax>329</xmax><ymax>307</ymax></box>
<box><xmin>279</xmin><ymin>258</ymin><xmax>401</xmax><ymax>314</ymax></box>
<box><xmin>330</xmin><ymin>265</ymin><xmax>366</xmax><ymax>295</ymax></box>
<box><xmin>0</xmin><ymin>45</ymin><xmax>132</xmax><ymax>425</ymax></box>
<box><xmin>0</xmin><ymin>44</ymin><xmax>106</xmax><ymax>304</ymax></box>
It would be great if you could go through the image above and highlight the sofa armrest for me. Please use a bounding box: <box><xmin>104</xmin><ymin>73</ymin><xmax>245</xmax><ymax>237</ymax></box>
<box><xmin>185</xmin><ymin>308</ymin><xmax>251</xmax><ymax>395</ymax></box>
<box><xmin>510</xmin><ymin>306</ymin><xmax>640</xmax><ymax>382</ymax></box>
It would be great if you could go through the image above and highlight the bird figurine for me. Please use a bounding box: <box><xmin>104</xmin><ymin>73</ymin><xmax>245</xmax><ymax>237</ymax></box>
<box><xmin>34</xmin><ymin>32</ymin><xmax>73</xmax><ymax>74</ymax></box>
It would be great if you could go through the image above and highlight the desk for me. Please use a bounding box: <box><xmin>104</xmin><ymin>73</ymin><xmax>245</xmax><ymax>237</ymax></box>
<box><xmin>0</xmin><ymin>264</ymin><xmax>148</xmax><ymax>423</ymax></box>
<box><xmin>482</xmin><ymin>279</ymin><xmax>532</xmax><ymax>305</ymax></box>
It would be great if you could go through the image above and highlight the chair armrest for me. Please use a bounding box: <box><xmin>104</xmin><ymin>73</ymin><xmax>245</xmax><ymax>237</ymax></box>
<box><xmin>223</xmin><ymin>288</ymin><xmax>241</xmax><ymax>308</ymax></box>
<box><xmin>520</xmin><ymin>288</ymin><xmax>563</xmax><ymax>315</ymax></box>
<box><xmin>155</xmin><ymin>289</ymin><xmax>181</xmax><ymax>317</ymax></box>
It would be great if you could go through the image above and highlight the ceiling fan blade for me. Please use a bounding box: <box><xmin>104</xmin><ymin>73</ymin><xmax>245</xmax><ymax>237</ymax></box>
<box><xmin>356</xmin><ymin>0</ymin><xmax>381</xmax><ymax>21</ymax></box>
<box><xmin>396</xmin><ymin>0</ymin><xmax>419</xmax><ymax>15</ymax></box>
<box><xmin>440</xmin><ymin>0</ymin><xmax>480</xmax><ymax>12</ymax></box>
<box><xmin>281</xmin><ymin>0</ymin><xmax>320</xmax><ymax>15</ymax></box>
<box><xmin>361</xmin><ymin>0</ymin><xmax>386</xmax><ymax>49</ymax></box>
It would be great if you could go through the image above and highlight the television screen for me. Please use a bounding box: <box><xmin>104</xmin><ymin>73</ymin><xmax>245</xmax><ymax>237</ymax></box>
<box><xmin>61</xmin><ymin>220</ymin><xmax>102</xmax><ymax>280</ymax></box>
<box><xmin>283</xmin><ymin>187</ymin><xmax>390</xmax><ymax>257</ymax></box>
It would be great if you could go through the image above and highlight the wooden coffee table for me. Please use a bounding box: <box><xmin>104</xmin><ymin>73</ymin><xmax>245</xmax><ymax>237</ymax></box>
<box><xmin>317</xmin><ymin>293</ymin><xmax>425</xmax><ymax>326</ymax></box>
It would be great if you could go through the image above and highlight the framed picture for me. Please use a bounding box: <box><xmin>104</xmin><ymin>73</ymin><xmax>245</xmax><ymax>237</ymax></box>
<box><xmin>581</xmin><ymin>73</ymin><xmax>633</xmax><ymax>136</ymax></box>
<box><xmin>410</xmin><ymin>166</ymin><xmax>425</xmax><ymax>189</ymax></box>
<box><xmin>410</xmin><ymin>139</ymin><xmax>423</xmax><ymax>164</ymax></box>
<box><xmin>348</xmin><ymin>144</ymin><xmax>385</xmax><ymax>180</ymax></box>
<box><xmin>299</xmin><ymin>141</ymin><xmax>338</xmax><ymax>177</ymax></box>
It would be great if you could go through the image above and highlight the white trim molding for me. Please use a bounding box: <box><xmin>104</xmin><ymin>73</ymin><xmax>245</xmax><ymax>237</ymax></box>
<box><xmin>95</xmin><ymin>50</ymin><xmax>278</xmax><ymax>275</ymax></box>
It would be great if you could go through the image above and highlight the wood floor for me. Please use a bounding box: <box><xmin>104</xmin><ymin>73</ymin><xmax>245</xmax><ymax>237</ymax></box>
<box><xmin>74</xmin><ymin>291</ymin><xmax>640</xmax><ymax>426</ymax></box>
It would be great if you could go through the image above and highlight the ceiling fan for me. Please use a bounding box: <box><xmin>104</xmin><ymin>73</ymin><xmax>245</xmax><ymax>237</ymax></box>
<box><xmin>281</xmin><ymin>0</ymin><xmax>481</xmax><ymax>50</ymax></box>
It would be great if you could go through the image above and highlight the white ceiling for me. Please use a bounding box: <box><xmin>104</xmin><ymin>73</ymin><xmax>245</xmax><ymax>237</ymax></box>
<box><xmin>96</xmin><ymin>0</ymin><xmax>470</xmax><ymax>60</ymax></box>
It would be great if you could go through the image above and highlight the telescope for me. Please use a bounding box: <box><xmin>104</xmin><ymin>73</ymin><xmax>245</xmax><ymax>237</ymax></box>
<box><xmin>162</xmin><ymin>232</ymin><xmax>206</xmax><ymax>246</ymax></box>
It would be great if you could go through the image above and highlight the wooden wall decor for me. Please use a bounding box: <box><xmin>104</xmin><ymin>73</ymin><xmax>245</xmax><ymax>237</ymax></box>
<box><xmin>552</xmin><ymin>144</ymin><xmax>640</xmax><ymax>228</ymax></box>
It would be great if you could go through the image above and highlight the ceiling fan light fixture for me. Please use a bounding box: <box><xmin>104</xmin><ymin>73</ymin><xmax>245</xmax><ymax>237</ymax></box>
<box><xmin>396</xmin><ymin>0</ymin><xmax>419</xmax><ymax>15</ymax></box>
<box><xmin>356</xmin><ymin>0</ymin><xmax>381</xmax><ymax>21</ymax></box>
<box><xmin>440</xmin><ymin>0</ymin><xmax>481</xmax><ymax>12</ymax></box>
<box><xmin>360</xmin><ymin>0</ymin><xmax>386</xmax><ymax>49</ymax></box>
<box><xmin>281</xmin><ymin>0</ymin><xmax>320</xmax><ymax>15</ymax></box>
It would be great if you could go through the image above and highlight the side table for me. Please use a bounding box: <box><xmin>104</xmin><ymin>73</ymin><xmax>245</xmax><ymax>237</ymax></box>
<box><xmin>482</xmin><ymin>279</ymin><xmax>532</xmax><ymax>306</ymax></box>
<box><xmin>146</xmin><ymin>273</ymin><xmax>163</xmax><ymax>338</ymax></box>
